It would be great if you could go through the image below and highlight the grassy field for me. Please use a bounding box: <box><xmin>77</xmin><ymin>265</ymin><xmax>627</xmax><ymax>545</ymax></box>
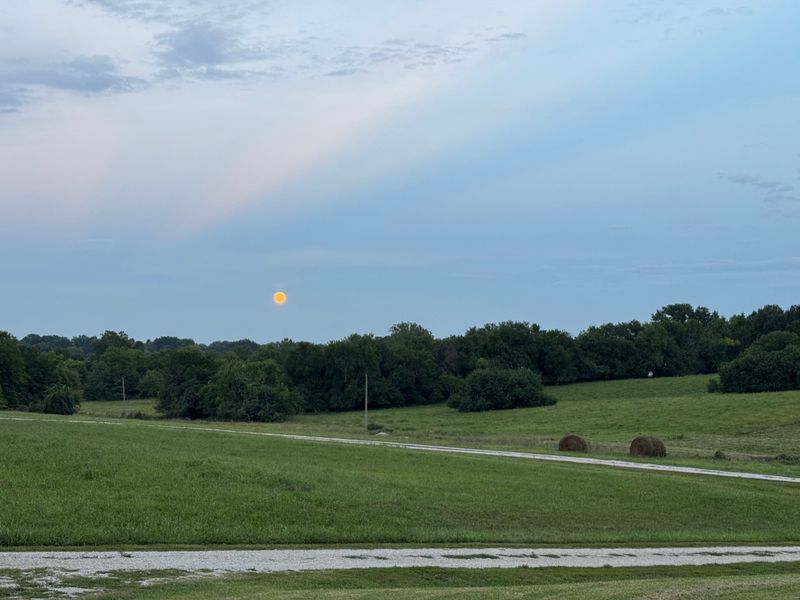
<box><xmin>240</xmin><ymin>375</ymin><xmax>800</xmax><ymax>475</ymax></box>
<box><xmin>1</xmin><ymin>412</ymin><xmax>799</xmax><ymax>548</ymax></box>
<box><xmin>76</xmin><ymin>376</ymin><xmax>800</xmax><ymax>476</ymax></box>
<box><xmin>4</xmin><ymin>376</ymin><xmax>800</xmax><ymax>597</ymax></box>
<box><xmin>4</xmin><ymin>563</ymin><xmax>800</xmax><ymax>599</ymax></box>
<box><xmin>78</xmin><ymin>398</ymin><xmax>159</xmax><ymax>418</ymax></box>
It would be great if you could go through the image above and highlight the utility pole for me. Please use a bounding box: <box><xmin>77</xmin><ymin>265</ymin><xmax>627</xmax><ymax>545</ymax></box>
<box><xmin>364</xmin><ymin>372</ymin><xmax>368</xmax><ymax>432</ymax></box>
<box><xmin>122</xmin><ymin>376</ymin><xmax>126</xmax><ymax>402</ymax></box>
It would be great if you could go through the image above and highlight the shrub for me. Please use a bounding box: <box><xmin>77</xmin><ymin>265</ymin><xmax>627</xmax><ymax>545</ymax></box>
<box><xmin>558</xmin><ymin>434</ymin><xmax>588</xmax><ymax>452</ymax></box>
<box><xmin>447</xmin><ymin>367</ymin><xmax>556</xmax><ymax>412</ymax></box>
<box><xmin>717</xmin><ymin>338</ymin><xmax>800</xmax><ymax>393</ymax></box>
<box><xmin>40</xmin><ymin>383</ymin><xmax>80</xmax><ymax>415</ymax></box>
<box><xmin>201</xmin><ymin>359</ymin><xmax>300</xmax><ymax>422</ymax></box>
<box><xmin>629</xmin><ymin>435</ymin><xmax>666</xmax><ymax>457</ymax></box>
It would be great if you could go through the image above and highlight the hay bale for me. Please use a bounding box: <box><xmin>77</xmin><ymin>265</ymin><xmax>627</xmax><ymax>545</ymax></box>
<box><xmin>629</xmin><ymin>435</ymin><xmax>666</xmax><ymax>457</ymax></box>
<box><xmin>558</xmin><ymin>434</ymin><xmax>588</xmax><ymax>453</ymax></box>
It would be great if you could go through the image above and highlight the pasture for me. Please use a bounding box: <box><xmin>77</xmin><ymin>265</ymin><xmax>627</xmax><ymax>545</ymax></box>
<box><xmin>1</xmin><ymin>406</ymin><xmax>799</xmax><ymax>548</ymax></box>
<box><xmin>263</xmin><ymin>375</ymin><xmax>800</xmax><ymax>475</ymax></box>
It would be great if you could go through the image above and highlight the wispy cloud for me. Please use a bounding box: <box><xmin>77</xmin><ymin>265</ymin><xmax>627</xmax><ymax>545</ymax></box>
<box><xmin>262</xmin><ymin>247</ymin><xmax>431</xmax><ymax>269</ymax></box>
<box><xmin>0</xmin><ymin>55</ymin><xmax>144</xmax><ymax>110</ymax></box>
<box><xmin>624</xmin><ymin>257</ymin><xmax>800</xmax><ymax>275</ymax></box>
<box><xmin>68</xmin><ymin>0</ymin><xmax>273</xmax><ymax>26</ymax></box>
<box><xmin>718</xmin><ymin>172</ymin><xmax>800</xmax><ymax>211</ymax></box>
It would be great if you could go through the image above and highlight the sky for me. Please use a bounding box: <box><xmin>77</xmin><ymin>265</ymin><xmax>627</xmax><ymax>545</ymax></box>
<box><xmin>1</xmin><ymin>0</ymin><xmax>799</xmax><ymax>344</ymax></box>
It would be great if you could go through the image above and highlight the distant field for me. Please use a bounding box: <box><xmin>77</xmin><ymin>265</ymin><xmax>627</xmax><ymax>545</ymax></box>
<box><xmin>254</xmin><ymin>375</ymin><xmax>800</xmax><ymax>475</ymax></box>
<box><xmin>79</xmin><ymin>399</ymin><xmax>158</xmax><ymax>418</ymax></box>
<box><xmin>76</xmin><ymin>375</ymin><xmax>800</xmax><ymax>476</ymax></box>
<box><xmin>1</xmin><ymin>412</ymin><xmax>799</xmax><ymax>548</ymax></box>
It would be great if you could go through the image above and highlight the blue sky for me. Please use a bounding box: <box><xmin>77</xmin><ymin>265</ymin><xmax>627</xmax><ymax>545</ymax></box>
<box><xmin>1</xmin><ymin>0</ymin><xmax>799</xmax><ymax>343</ymax></box>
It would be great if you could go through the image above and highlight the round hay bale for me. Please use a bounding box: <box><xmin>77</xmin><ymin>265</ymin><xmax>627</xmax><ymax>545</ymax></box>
<box><xmin>558</xmin><ymin>434</ymin><xmax>588</xmax><ymax>453</ymax></box>
<box><xmin>629</xmin><ymin>435</ymin><xmax>666</xmax><ymax>457</ymax></box>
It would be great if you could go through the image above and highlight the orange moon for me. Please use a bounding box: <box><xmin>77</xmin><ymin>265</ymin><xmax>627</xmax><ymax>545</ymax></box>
<box><xmin>273</xmin><ymin>291</ymin><xmax>287</xmax><ymax>305</ymax></box>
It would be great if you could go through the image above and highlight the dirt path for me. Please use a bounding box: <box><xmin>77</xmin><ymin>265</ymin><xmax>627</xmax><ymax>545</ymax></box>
<box><xmin>2</xmin><ymin>415</ymin><xmax>799</xmax><ymax>484</ymax></box>
<box><xmin>3</xmin><ymin>547</ymin><xmax>800</xmax><ymax>575</ymax></box>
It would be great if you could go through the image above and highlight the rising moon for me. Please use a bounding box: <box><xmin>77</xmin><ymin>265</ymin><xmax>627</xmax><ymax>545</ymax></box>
<box><xmin>273</xmin><ymin>291</ymin><xmax>287</xmax><ymax>305</ymax></box>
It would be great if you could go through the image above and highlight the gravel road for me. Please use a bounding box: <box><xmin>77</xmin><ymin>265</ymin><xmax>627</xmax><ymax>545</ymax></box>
<box><xmin>3</xmin><ymin>546</ymin><xmax>800</xmax><ymax>575</ymax></box>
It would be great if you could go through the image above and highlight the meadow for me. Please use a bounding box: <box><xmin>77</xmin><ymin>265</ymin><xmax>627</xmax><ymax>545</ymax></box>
<box><xmin>1</xmin><ymin>402</ymin><xmax>799</xmax><ymax>547</ymax></box>
<box><xmin>4</xmin><ymin>563</ymin><xmax>800</xmax><ymax>599</ymax></box>
<box><xmin>258</xmin><ymin>375</ymin><xmax>800</xmax><ymax>475</ymax></box>
<box><xmin>2</xmin><ymin>374</ymin><xmax>799</xmax><ymax>598</ymax></box>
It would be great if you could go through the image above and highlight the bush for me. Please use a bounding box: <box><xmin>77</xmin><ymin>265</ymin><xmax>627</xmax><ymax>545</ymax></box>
<box><xmin>201</xmin><ymin>359</ymin><xmax>301</xmax><ymax>422</ymax></box>
<box><xmin>447</xmin><ymin>367</ymin><xmax>556</xmax><ymax>412</ymax></box>
<box><xmin>157</xmin><ymin>347</ymin><xmax>219</xmax><ymax>419</ymax></box>
<box><xmin>629</xmin><ymin>435</ymin><xmax>666</xmax><ymax>457</ymax></box>
<box><xmin>717</xmin><ymin>335</ymin><xmax>800</xmax><ymax>393</ymax></box>
<box><xmin>40</xmin><ymin>384</ymin><xmax>80</xmax><ymax>415</ymax></box>
<box><xmin>558</xmin><ymin>434</ymin><xmax>588</xmax><ymax>452</ymax></box>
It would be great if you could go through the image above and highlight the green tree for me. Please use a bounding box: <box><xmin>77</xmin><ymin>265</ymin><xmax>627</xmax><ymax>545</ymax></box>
<box><xmin>84</xmin><ymin>346</ymin><xmax>146</xmax><ymax>401</ymax></box>
<box><xmin>0</xmin><ymin>331</ymin><xmax>26</xmax><ymax>409</ymax></box>
<box><xmin>718</xmin><ymin>332</ymin><xmax>800</xmax><ymax>392</ymax></box>
<box><xmin>92</xmin><ymin>330</ymin><xmax>139</xmax><ymax>356</ymax></box>
<box><xmin>382</xmin><ymin>323</ymin><xmax>446</xmax><ymax>405</ymax></box>
<box><xmin>40</xmin><ymin>361</ymin><xmax>83</xmax><ymax>415</ymax></box>
<box><xmin>577</xmin><ymin>321</ymin><xmax>645</xmax><ymax>379</ymax></box>
<box><xmin>201</xmin><ymin>359</ymin><xmax>300</xmax><ymax>422</ymax></box>
<box><xmin>448</xmin><ymin>367</ymin><xmax>556</xmax><ymax>412</ymax></box>
<box><xmin>156</xmin><ymin>347</ymin><xmax>218</xmax><ymax>419</ymax></box>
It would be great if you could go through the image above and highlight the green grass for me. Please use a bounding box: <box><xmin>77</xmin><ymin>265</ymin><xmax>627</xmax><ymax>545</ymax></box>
<box><xmin>6</xmin><ymin>563</ymin><xmax>800</xmax><ymax>599</ymax></box>
<box><xmin>76</xmin><ymin>376</ymin><xmax>800</xmax><ymax>476</ymax></box>
<box><xmin>78</xmin><ymin>399</ymin><xmax>158</xmax><ymax>418</ymax></box>
<box><xmin>1</xmin><ymin>415</ymin><xmax>799</xmax><ymax>548</ymax></box>
<box><xmin>253</xmin><ymin>375</ymin><xmax>800</xmax><ymax>475</ymax></box>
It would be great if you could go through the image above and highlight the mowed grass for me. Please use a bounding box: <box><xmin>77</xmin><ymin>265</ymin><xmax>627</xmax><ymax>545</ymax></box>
<box><xmin>79</xmin><ymin>399</ymin><xmax>158</xmax><ymax>418</ymax></box>
<box><xmin>10</xmin><ymin>563</ymin><xmax>800</xmax><ymax>599</ymax></box>
<box><xmin>1</xmin><ymin>415</ymin><xmax>799</xmax><ymax>547</ymax></box>
<box><xmin>255</xmin><ymin>375</ymin><xmax>800</xmax><ymax>474</ymax></box>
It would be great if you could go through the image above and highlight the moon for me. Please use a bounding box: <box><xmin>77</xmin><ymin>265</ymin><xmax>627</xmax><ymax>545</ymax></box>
<box><xmin>273</xmin><ymin>291</ymin><xmax>287</xmax><ymax>305</ymax></box>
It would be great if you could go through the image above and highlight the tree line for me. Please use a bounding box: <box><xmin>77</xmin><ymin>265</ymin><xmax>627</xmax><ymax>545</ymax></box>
<box><xmin>2</xmin><ymin>303</ymin><xmax>799</xmax><ymax>418</ymax></box>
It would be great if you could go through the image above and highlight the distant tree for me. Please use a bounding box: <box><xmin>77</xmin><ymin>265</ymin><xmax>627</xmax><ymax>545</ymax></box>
<box><xmin>156</xmin><ymin>347</ymin><xmax>218</xmax><ymax>418</ymax></box>
<box><xmin>206</xmin><ymin>339</ymin><xmax>260</xmax><ymax>359</ymax></box>
<box><xmin>84</xmin><ymin>346</ymin><xmax>146</xmax><ymax>401</ymax></box>
<box><xmin>201</xmin><ymin>358</ymin><xmax>300</xmax><ymax>422</ymax></box>
<box><xmin>145</xmin><ymin>336</ymin><xmax>196</xmax><ymax>353</ymax></box>
<box><xmin>577</xmin><ymin>321</ymin><xmax>645</xmax><ymax>379</ymax></box>
<box><xmin>253</xmin><ymin>339</ymin><xmax>297</xmax><ymax>366</ymax></box>
<box><xmin>70</xmin><ymin>335</ymin><xmax>97</xmax><ymax>358</ymax></box>
<box><xmin>138</xmin><ymin>369</ymin><xmax>162</xmax><ymax>398</ymax></box>
<box><xmin>0</xmin><ymin>331</ymin><xmax>26</xmax><ymax>409</ymax></box>
<box><xmin>324</xmin><ymin>334</ymin><xmax>382</xmax><ymax>411</ymax></box>
<box><xmin>461</xmin><ymin>321</ymin><xmax>541</xmax><ymax>372</ymax></box>
<box><xmin>717</xmin><ymin>332</ymin><xmax>800</xmax><ymax>392</ymax></box>
<box><xmin>536</xmin><ymin>329</ymin><xmax>580</xmax><ymax>384</ymax></box>
<box><xmin>19</xmin><ymin>334</ymin><xmax>74</xmax><ymax>355</ymax></box>
<box><xmin>40</xmin><ymin>362</ymin><xmax>83</xmax><ymax>415</ymax></box>
<box><xmin>448</xmin><ymin>367</ymin><xmax>556</xmax><ymax>412</ymax></box>
<box><xmin>92</xmin><ymin>331</ymin><xmax>138</xmax><ymax>356</ymax></box>
<box><xmin>382</xmin><ymin>323</ymin><xmax>446</xmax><ymax>405</ymax></box>
<box><xmin>284</xmin><ymin>341</ymin><xmax>329</xmax><ymax>412</ymax></box>
<box><xmin>20</xmin><ymin>346</ymin><xmax>60</xmax><ymax>406</ymax></box>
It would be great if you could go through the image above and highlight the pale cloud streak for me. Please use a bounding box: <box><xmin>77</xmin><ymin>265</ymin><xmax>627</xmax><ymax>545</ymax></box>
<box><xmin>0</xmin><ymin>0</ymin><xmax>545</xmax><ymax>235</ymax></box>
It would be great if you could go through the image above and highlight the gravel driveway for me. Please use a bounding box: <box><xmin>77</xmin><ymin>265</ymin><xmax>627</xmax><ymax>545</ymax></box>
<box><xmin>3</xmin><ymin>546</ymin><xmax>800</xmax><ymax>575</ymax></box>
